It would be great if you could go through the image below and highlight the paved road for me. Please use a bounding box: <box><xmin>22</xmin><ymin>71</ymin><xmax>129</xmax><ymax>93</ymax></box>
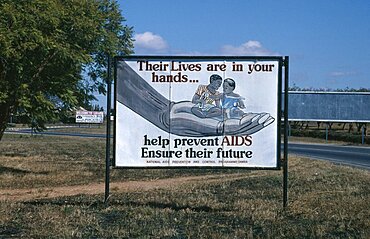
<box><xmin>288</xmin><ymin>142</ymin><xmax>370</xmax><ymax>170</ymax></box>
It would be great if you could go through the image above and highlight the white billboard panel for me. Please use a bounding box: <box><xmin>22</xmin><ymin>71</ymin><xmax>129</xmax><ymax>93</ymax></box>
<box><xmin>114</xmin><ymin>56</ymin><xmax>282</xmax><ymax>168</ymax></box>
<box><xmin>75</xmin><ymin>111</ymin><xmax>104</xmax><ymax>124</ymax></box>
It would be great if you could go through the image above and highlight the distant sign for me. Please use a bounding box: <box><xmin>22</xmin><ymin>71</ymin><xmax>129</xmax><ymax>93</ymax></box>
<box><xmin>288</xmin><ymin>92</ymin><xmax>370</xmax><ymax>122</ymax></box>
<box><xmin>75</xmin><ymin>111</ymin><xmax>104</xmax><ymax>124</ymax></box>
<box><xmin>114</xmin><ymin>56</ymin><xmax>283</xmax><ymax>168</ymax></box>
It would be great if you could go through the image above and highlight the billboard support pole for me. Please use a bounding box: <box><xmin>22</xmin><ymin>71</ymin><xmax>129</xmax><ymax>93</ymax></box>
<box><xmin>105</xmin><ymin>55</ymin><xmax>112</xmax><ymax>205</ymax></box>
<box><xmin>283</xmin><ymin>56</ymin><xmax>289</xmax><ymax>208</ymax></box>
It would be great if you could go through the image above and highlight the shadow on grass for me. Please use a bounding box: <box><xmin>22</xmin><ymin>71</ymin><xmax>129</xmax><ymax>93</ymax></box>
<box><xmin>0</xmin><ymin>224</ymin><xmax>23</xmax><ymax>238</ymax></box>
<box><xmin>0</xmin><ymin>166</ymin><xmax>49</xmax><ymax>175</ymax></box>
<box><xmin>23</xmin><ymin>196</ymin><xmax>102</xmax><ymax>208</ymax></box>
<box><xmin>23</xmin><ymin>196</ymin><xmax>217</xmax><ymax>213</ymax></box>
<box><xmin>124</xmin><ymin>200</ymin><xmax>215</xmax><ymax>212</ymax></box>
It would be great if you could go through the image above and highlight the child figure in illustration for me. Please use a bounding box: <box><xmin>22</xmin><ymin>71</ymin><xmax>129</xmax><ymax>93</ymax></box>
<box><xmin>221</xmin><ymin>78</ymin><xmax>246</xmax><ymax>119</ymax></box>
<box><xmin>191</xmin><ymin>74</ymin><xmax>223</xmax><ymax>118</ymax></box>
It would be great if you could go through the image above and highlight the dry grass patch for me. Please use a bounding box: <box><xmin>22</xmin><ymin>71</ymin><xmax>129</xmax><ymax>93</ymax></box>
<box><xmin>0</xmin><ymin>134</ymin><xmax>369</xmax><ymax>238</ymax></box>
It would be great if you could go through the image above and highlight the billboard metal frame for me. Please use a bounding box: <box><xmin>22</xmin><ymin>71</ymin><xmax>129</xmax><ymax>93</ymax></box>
<box><xmin>105</xmin><ymin>55</ymin><xmax>289</xmax><ymax>207</ymax></box>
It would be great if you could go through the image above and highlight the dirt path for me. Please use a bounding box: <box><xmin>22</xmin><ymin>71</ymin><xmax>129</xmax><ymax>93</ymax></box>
<box><xmin>0</xmin><ymin>173</ymin><xmax>257</xmax><ymax>202</ymax></box>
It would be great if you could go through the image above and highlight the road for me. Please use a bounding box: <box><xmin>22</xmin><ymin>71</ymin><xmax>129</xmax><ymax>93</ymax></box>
<box><xmin>288</xmin><ymin>142</ymin><xmax>370</xmax><ymax>170</ymax></box>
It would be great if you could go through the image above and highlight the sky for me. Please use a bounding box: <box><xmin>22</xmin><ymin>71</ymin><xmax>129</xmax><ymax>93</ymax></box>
<box><xmin>120</xmin><ymin>0</ymin><xmax>370</xmax><ymax>88</ymax></box>
<box><xmin>95</xmin><ymin>0</ymin><xmax>370</xmax><ymax>106</ymax></box>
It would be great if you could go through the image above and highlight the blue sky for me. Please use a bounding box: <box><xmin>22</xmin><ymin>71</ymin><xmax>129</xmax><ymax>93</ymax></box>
<box><xmin>117</xmin><ymin>0</ymin><xmax>370</xmax><ymax>90</ymax></box>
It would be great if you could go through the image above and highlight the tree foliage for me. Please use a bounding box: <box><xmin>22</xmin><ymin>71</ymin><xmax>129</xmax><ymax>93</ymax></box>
<box><xmin>0</xmin><ymin>0</ymin><xmax>134</xmax><ymax>139</ymax></box>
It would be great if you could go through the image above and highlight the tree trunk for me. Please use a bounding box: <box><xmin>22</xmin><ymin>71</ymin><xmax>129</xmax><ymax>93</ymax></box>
<box><xmin>355</xmin><ymin>123</ymin><xmax>364</xmax><ymax>133</ymax></box>
<box><xmin>0</xmin><ymin>104</ymin><xmax>11</xmax><ymax>141</ymax></box>
<box><xmin>328</xmin><ymin>122</ymin><xmax>333</xmax><ymax>130</ymax></box>
<box><xmin>348</xmin><ymin>123</ymin><xmax>353</xmax><ymax>133</ymax></box>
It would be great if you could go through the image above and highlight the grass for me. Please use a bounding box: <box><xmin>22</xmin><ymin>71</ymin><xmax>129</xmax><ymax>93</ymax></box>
<box><xmin>0</xmin><ymin>133</ymin><xmax>369</xmax><ymax>238</ymax></box>
<box><xmin>48</xmin><ymin>124</ymin><xmax>106</xmax><ymax>134</ymax></box>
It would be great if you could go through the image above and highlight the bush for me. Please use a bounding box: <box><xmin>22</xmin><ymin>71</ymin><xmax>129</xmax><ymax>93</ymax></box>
<box><xmin>290</xmin><ymin>128</ymin><xmax>369</xmax><ymax>144</ymax></box>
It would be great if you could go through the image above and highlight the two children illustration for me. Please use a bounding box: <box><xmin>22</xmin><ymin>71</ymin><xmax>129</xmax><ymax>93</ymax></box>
<box><xmin>191</xmin><ymin>74</ymin><xmax>246</xmax><ymax>119</ymax></box>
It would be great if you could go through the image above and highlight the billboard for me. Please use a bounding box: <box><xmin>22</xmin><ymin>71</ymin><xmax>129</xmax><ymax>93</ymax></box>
<box><xmin>287</xmin><ymin>91</ymin><xmax>370</xmax><ymax>122</ymax></box>
<box><xmin>75</xmin><ymin>111</ymin><xmax>104</xmax><ymax>124</ymax></box>
<box><xmin>114</xmin><ymin>56</ymin><xmax>283</xmax><ymax>168</ymax></box>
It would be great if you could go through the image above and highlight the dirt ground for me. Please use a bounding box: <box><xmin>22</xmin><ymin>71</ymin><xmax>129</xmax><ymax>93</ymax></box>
<box><xmin>0</xmin><ymin>173</ymin><xmax>254</xmax><ymax>202</ymax></box>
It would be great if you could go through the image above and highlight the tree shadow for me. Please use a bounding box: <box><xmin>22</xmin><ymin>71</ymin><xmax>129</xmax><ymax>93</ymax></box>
<box><xmin>0</xmin><ymin>166</ymin><xmax>31</xmax><ymax>175</ymax></box>
<box><xmin>23</xmin><ymin>196</ymin><xmax>218</xmax><ymax>213</ymax></box>
<box><xmin>0</xmin><ymin>166</ymin><xmax>49</xmax><ymax>175</ymax></box>
<box><xmin>0</xmin><ymin>224</ymin><xmax>23</xmax><ymax>238</ymax></box>
<box><xmin>125</xmin><ymin>200</ymin><xmax>216</xmax><ymax>213</ymax></box>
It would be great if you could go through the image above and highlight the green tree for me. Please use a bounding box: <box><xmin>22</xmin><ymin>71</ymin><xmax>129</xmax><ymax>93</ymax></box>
<box><xmin>0</xmin><ymin>0</ymin><xmax>133</xmax><ymax>140</ymax></box>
